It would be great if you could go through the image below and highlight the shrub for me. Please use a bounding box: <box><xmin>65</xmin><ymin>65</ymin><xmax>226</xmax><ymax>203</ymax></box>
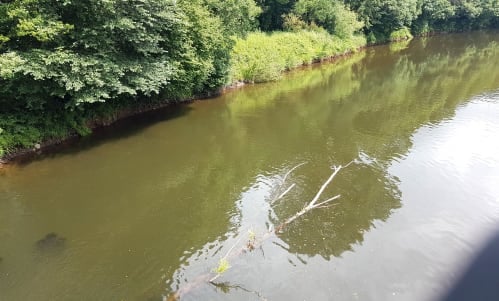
<box><xmin>389</xmin><ymin>27</ymin><xmax>413</xmax><ymax>42</ymax></box>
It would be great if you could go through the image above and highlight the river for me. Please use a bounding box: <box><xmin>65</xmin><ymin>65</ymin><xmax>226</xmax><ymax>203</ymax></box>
<box><xmin>1</xmin><ymin>31</ymin><xmax>499</xmax><ymax>301</ymax></box>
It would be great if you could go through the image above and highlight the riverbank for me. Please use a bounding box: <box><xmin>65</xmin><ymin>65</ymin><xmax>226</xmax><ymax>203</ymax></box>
<box><xmin>0</xmin><ymin>30</ymin><xmax>367</xmax><ymax>165</ymax></box>
<box><xmin>1</xmin><ymin>29</ymin><xmax>494</xmax><ymax>166</ymax></box>
<box><xmin>0</xmin><ymin>91</ymin><xmax>220</xmax><ymax>165</ymax></box>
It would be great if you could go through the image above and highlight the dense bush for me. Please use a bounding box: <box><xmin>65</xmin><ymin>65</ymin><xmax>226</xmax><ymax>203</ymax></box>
<box><xmin>389</xmin><ymin>27</ymin><xmax>413</xmax><ymax>41</ymax></box>
<box><xmin>348</xmin><ymin>0</ymin><xmax>499</xmax><ymax>41</ymax></box>
<box><xmin>0</xmin><ymin>0</ymin><xmax>232</xmax><ymax>108</ymax></box>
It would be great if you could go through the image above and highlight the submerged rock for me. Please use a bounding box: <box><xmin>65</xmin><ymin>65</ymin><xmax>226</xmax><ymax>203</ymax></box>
<box><xmin>35</xmin><ymin>232</ymin><xmax>66</xmax><ymax>252</ymax></box>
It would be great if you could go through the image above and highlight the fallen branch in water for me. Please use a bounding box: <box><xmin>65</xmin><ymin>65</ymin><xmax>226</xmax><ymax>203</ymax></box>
<box><xmin>211</xmin><ymin>281</ymin><xmax>268</xmax><ymax>301</ymax></box>
<box><xmin>270</xmin><ymin>162</ymin><xmax>307</xmax><ymax>205</ymax></box>
<box><xmin>275</xmin><ymin>163</ymin><xmax>351</xmax><ymax>232</ymax></box>
<box><xmin>209</xmin><ymin>236</ymin><xmax>243</xmax><ymax>283</ymax></box>
<box><xmin>282</xmin><ymin>162</ymin><xmax>307</xmax><ymax>184</ymax></box>
<box><xmin>167</xmin><ymin>161</ymin><xmax>353</xmax><ymax>300</ymax></box>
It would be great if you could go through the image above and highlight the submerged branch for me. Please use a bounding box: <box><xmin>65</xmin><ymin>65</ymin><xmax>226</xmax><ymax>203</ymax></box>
<box><xmin>276</xmin><ymin>163</ymin><xmax>350</xmax><ymax>232</ymax></box>
<box><xmin>209</xmin><ymin>235</ymin><xmax>243</xmax><ymax>283</ymax></box>
<box><xmin>271</xmin><ymin>162</ymin><xmax>306</xmax><ymax>205</ymax></box>
<box><xmin>211</xmin><ymin>282</ymin><xmax>268</xmax><ymax>301</ymax></box>
<box><xmin>282</xmin><ymin>162</ymin><xmax>307</xmax><ymax>184</ymax></box>
<box><xmin>169</xmin><ymin>160</ymin><xmax>354</xmax><ymax>300</ymax></box>
<box><xmin>308</xmin><ymin>165</ymin><xmax>342</xmax><ymax>208</ymax></box>
<box><xmin>272</xmin><ymin>183</ymin><xmax>296</xmax><ymax>204</ymax></box>
<box><xmin>314</xmin><ymin>195</ymin><xmax>341</xmax><ymax>208</ymax></box>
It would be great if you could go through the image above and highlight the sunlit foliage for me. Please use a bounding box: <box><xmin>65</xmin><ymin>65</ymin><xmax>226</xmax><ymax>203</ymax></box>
<box><xmin>0</xmin><ymin>0</ymin><xmax>498</xmax><ymax>157</ymax></box>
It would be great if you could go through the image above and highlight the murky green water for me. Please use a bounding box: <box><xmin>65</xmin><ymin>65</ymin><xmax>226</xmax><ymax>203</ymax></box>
<box><xmin>1</xmin><ymin>32</ymin><xmax>499</xmax><ymax>301</ymax></box>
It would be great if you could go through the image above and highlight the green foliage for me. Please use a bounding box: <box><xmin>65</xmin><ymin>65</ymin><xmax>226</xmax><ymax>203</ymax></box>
<box><xmin>213</xmin><ymin>258</ymin><xmax>231</xmax><ymax>275</ymax></box>
<box><xmin>2</xmin><ymin>0</ymin><xmax>73</xmax><ymax>46</ymax></box>
<box><xmin>358</xmin><ymin>0</ymin><xmax>421</xmax><ymax>37</ymax></box>
<box><xmin>14</xmin><ymin>16</ymin><xmax>73</xmax><ymax>42</ymax></box>
<box><xmin>421</xmin><ymin>0</ymin><xmax>456</xmax><ymax>21</ymax></box>
<box><xmin>256</xmin><ymin>0</ymin><xmax>296</xmax><ymax>31</ymax></box>
<box><xmin>343</xmin><ymin>0</ymin><xmax>498</xmax><ymax>39</ymax></box>
<box><xmin>248</xmin><ymin>229</ymin><xmax>256</xmax><ymax>241</ymax></box>
<box><xmin>230</xmin><ymin>30</ymin><xmax>365</xmax><ymax>83</ymax></box>
<box><xmin>175</xmin><ymin>0</ymin><xmax>231</xmax><ymax>94</ymax></box>
<box><xmin>283</xmin><ymin>13</ymin><xmax>309</xmax><ymax>31</ymax></box>
<box><xmin>293</xmin><ymin>0</ymin><xmax>338</xmax><ymax>33</ymax></box>
<box><xmin>204</xmin><ymin>0</ymin><xmax>261</xmax><ymax>37</ymax></box>
<box><xmin>292</xmin><ymin>0</ymin><xmax>363</xmax><ymax>37</ymax></box>
<box><xmin>0</xmin><ymin>51</ymin><xmax>23</xmax><ymax>78</ymax></box>
<box><xmin>1</xmin><ymin>0</ymin><xmax>194</xmax><ymax>108</ymax></box>
<box><xmin>1</xmin><ymin>0</ymin><xmax>499</xmax><ymax>158</ymax></box>
<box><xmin>414</xmin><ymin>0</ymin><xmax>499</xmax><ymax>33</ymax></box>
<box><xmin>333</xmin><ymin>3</ymin><xmax>365</xmax><ymax>38</ymax></box>
<box><xmin>389</xmin><ymin>27</ymin><xmax>413</xmax><ymax>41</ymax></box>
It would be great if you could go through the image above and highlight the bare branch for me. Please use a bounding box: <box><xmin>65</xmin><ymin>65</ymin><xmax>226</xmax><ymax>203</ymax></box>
<box><xmin>276</xmin><ymin>163</ymin><xmax>350</xmax><ymax>231</ymax></box>
<box><xmin>209</xmin><ymin>273</ymin><xmax>222</xmax><ymax>283</ymax></box>
<box><xmin>308</xmin><ymin>165</ymin><xmax>342</xmax><ymax>208</ymax></box>
<box><xmin>171</xmin><ymin>160</ymin><xmax>356</xmax><ymax>299</ymax></box>
<box><xmin>208</xmin><ymin>235</ymin><xmax>243</xmax><ymax>283</ymax></box>
<box><xmin>270</xmin><ymin>162</ymin><xmax>305</xmax><ymax>205</ymax></box>
<box><xmin>224</xmin><ymin>236</ymin><xmax>242</xmax><ymax>259</ymax></box>
<box><xmin>281</xmin><ymin>162</ymin><xmax>307</xmax><ymax>184</ymax></box>
<box><xmin>271</xmin><ymin>183</ymin><xmax>296</xmax><ymax>205</ymax></box>
<box><xmin>211</xmin><ymin>282</ymin><xmax>268</xmax><ymax>301</ymax></box>
<box><xmin>312</xmin><ymin>194</ymin><xmax>341</xmax><ymax>208</ymax></box>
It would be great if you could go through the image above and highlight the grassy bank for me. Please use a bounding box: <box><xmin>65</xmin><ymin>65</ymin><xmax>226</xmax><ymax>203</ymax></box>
<box><xmin>229</xmin><ymin>30</ymin><xmax>366</xmax><ymax>83</ymax></box>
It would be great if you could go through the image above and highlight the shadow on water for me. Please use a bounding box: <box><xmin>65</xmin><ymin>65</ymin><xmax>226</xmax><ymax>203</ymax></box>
<box><xmin>10</xmin><ymin>103</ymin><xmax>192</xmax><ymax>167</ymax></box>
<box><xmin>275</xmin><ymin>162</ymin><xmax>402</xmax><ymax>258</ymax></box>
<box><xmin>165</xmin><ymin>31</ymin><xmax>499</xmax><ymax>300</ymax></box>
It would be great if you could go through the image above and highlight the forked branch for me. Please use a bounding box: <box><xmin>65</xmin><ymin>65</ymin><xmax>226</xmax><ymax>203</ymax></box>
<box><xmin>275</xmin><ymin>163</ymin><xmax>349</xmax><ymax>232</ymax></box>
<box><xmin>169</xmin><ymin>160</ymin><xmax>354</xmax><ymax>300</ymax></box>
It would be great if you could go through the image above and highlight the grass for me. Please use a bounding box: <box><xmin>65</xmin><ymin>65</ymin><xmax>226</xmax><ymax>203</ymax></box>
<box><xmin>229</xmin><ymin>29</ymin><xmax>366</xmax><ymax>84</ymax></box>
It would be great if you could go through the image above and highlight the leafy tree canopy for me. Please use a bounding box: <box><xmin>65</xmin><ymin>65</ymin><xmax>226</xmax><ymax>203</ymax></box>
<box><xmin>291</xmin><ymin>0</ymin><xmax>363</xmax><ymax>37</ymax></box>
<box><xmin>0</xmin><ymin>0</ymin><xmax>243</xmax><ymax>111</ymax></box>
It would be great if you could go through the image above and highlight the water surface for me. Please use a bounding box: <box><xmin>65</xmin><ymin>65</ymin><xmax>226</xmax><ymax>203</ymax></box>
<box><xmin>1</xmin><ymin>32</ymin><xmax>499</xmax><ymax>301</ymax></box>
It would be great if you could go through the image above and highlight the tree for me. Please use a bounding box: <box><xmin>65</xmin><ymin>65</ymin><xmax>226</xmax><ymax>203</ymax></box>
<box><xmin>292</xmin><ymin>0</ymin><xmax>363</xmax><ymax>37</ymax></box>
<box><xmin>452</xmin><ymin>0</ymin><xmax>499</xmax><ymax>29</ymax></box>
<box><xmin>204</xmin><ymin>0</ymin><xmax>262</xmax><ymax>37</ymax></box>
<box><xmin>0</xmin><ymin>0</ymin><xmax>232</xmax><ymax>111</ymax></box>
<box><xmin>357</xmin><ymin>0</ymin><xmax>421</xmax><ymax>37</ymax></box>
<box><xmin>256</xmin><ymin>0</ymin><xmax>296</xmax><ymax>31</ymax></box>
<box><xmin>411</xmin><ymin>0</ymin><xmax>455</xmax><ymax>33</ymax></box>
